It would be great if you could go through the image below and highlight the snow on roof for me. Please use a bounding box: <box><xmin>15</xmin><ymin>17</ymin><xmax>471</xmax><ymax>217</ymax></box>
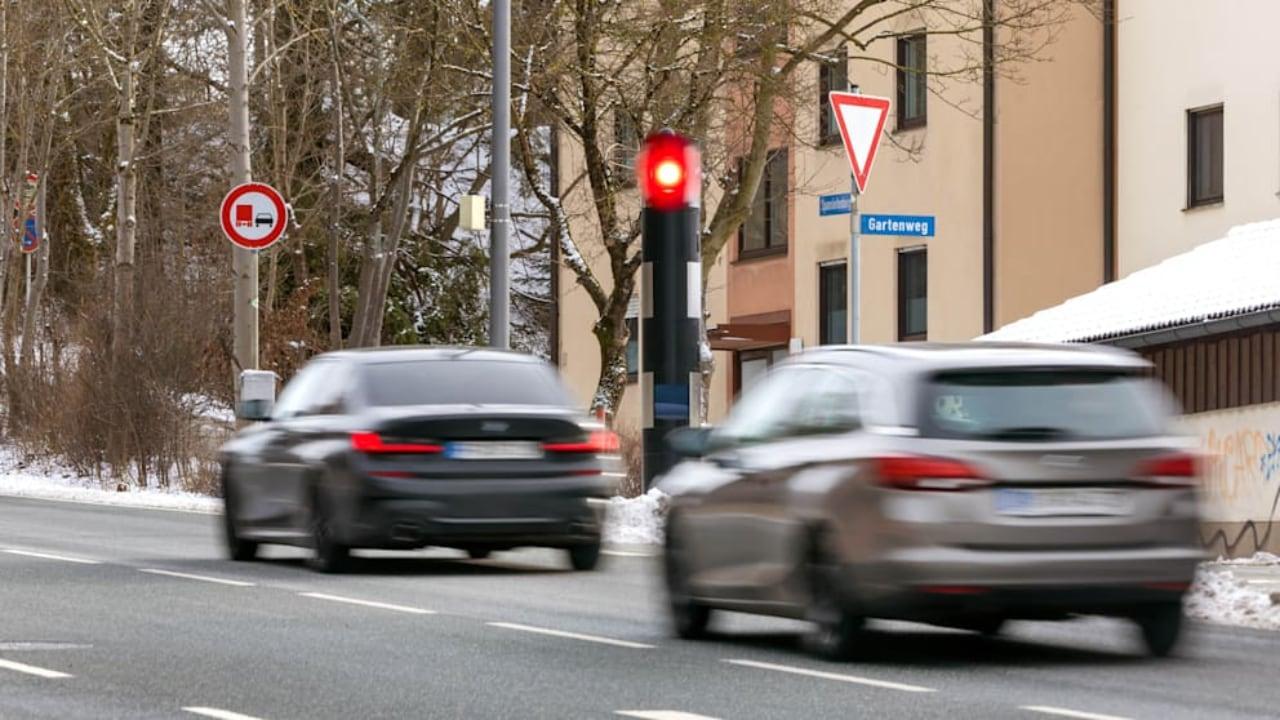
<box><xmin>982</xmin><ymin>218</ymin><xmax>1280</xmax><ymax>343</ymax></box>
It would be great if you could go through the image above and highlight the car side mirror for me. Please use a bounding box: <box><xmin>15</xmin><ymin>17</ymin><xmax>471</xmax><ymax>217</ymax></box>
<box><xmin>666</xmin><ymin>426</ymin><xmax>713</xmax><ymax>458</ymax></box>
<box><xmin>237</xmin><ymin>369</ymin><xmax>278</xmax><ymax>422</ymax></box>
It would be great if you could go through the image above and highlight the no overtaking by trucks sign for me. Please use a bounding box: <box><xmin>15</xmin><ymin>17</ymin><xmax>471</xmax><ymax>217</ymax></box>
<box><xmin>220</xmin><ymin>182</ymin><xmax>288</xmax><ymax>250</ymax></box>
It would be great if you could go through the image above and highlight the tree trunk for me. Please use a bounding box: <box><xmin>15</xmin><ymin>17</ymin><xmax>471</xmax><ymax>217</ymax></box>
<box><xmin>20</xmin><ymin>117</ymin><xmax>55</xmax><ymax>369</ymax></box>
<box><xmin>327</xmin><ymin>15</ymin><xmax>343</xmax><ymax>350</ymax></box>
<box><xmin>366</xmin><ymin>162</ymin><xmax>416</xmax><ymax>345</ymax></box>
<box><xmin>112</xmin><ymin>62</ymin><xmax>137</xmax><ymax>370</ymax></box>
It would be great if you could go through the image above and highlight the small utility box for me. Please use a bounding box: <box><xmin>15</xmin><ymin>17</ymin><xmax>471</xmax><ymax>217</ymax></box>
<box><xmin>460</xmin><ymin>195</ymin><xmax>486</xmax><ymax>231</ymax></box>
<box><xmin>238</xmin><ymin>370</ymin><xmax>278</xmax><ymax>422</ymax></box>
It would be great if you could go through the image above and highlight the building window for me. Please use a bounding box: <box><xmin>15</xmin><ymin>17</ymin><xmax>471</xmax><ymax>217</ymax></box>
<box><xmin>1187</xmin><ymin>105</ymin><xmax>1223</xmax><ymax>208</ymax></box>
<box><xmin>896</xmin><ymin>34</ymin><xmax>927</xmax><ymax>130</ymax></box>
<box><xmin>625</xmin><ymin>317</ymin><xmax>639</xmax><ymax>382</ymax></box>
<box><xmin>736</xmin><ymin>347</ymin><xmax>790</xmax><ymax>396</ymax></box>
<box><xmin>614</xmin><ymin>111</ymin><xmax>639</xmax><ymax>186</ymax></box>
<box><xmin>739</xmin><ymin>149</ymin><xmax>788</xmax><ymax>258</ymax></box>
<box><xmin>818</xmin><ymin>47</ymin><xmax>847</xmax><ymax>146</ymax></box>
<box><xmin>897</xmin><ymin>248</ymin><xmax>927</xmax><ymax>341</ymax></box>
<box><xmin>819</xmin><ymin>262</ymin><xmax>847</xmax><ymax>345</ymax></box>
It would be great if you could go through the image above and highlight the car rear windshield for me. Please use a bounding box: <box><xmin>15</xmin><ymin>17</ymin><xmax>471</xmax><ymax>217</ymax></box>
<box><xmin>361</xmin><ymin>360</ymin><xmax>572</xmax><ymax>407</ymax></box>
<box><xmin>922</xmin><ymin>369</ymin><xmax>1168</xmax><ymax>441</ymax></box>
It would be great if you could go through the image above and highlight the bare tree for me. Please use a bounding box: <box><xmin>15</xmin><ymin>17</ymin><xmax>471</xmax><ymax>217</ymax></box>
<box><xmin>496</xmin><ymin>0</ymin><xmax>1087</xmax><ymax>416</ymax></box>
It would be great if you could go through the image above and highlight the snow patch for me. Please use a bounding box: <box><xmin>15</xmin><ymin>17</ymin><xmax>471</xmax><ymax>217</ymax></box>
<box><xmin>0</xmin><ymin>450</ymin><xmax>221</xmax><ymax>515</ymax></box>
<box><xmin>1185</xmin><ymin>565</ymin><xmax>1280</xmax><ymax>631</ymax></box>
<box><xmin>603</xmin><ymin>489</ymin><xmax>668</xmax><ymax>545</ymax></box>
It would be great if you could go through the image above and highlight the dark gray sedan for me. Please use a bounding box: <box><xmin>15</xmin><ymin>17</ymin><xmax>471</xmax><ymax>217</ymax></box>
<box><xmin>659</xmin><ymin>343</ymin><xmax>1204</xmax><ymax>658</ymax></box>
<box><xmin>218</xmin><ymin>347</ymin><xmax>617</xmax><ymax>573</ymax></box>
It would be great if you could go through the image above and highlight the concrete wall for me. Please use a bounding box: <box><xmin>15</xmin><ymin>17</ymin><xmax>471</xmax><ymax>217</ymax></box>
<box><xmin>1177</xmin><ymin>402</ymin><xmax>1280</xmax><ymax>557</ymax></box>
<box><xmin>1117</xmin><ymin>0</ymin><xmax>1280</xmax><ymax>277</ymax></box>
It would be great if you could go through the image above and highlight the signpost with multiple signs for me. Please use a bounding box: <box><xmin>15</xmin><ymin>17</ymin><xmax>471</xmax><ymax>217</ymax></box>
<box><xmin>829</xmin><ymin>91</ymin><xmax>891</xmax><ymax>344</ymax></box>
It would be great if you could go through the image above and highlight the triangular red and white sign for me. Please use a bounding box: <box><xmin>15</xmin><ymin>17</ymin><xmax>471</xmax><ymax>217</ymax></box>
<box><xmin>829</xmin><ymin>92</ymin><xmax>891</xmax><ymax>193</ymax></box>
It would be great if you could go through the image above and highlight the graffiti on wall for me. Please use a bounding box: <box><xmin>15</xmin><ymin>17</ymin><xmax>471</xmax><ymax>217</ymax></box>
<box><xmin>1184</xmin><ymin>408</ymin><xmax>1280</xmax><ymax>555</ymax></box>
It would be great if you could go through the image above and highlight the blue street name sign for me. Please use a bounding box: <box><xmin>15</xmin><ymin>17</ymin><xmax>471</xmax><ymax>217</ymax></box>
<box><xmin>860</xmin><ymin>213</ymin><xmax>935</xmax><ymax>237</ymax></box>
<box><xmin>818</xmin><ymin>193</ymin><xmax>851</xmax><ymax>216</ymax></box>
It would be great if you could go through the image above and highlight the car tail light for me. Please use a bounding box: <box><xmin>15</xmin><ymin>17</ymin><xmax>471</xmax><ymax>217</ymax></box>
<box><xmin>542</xmin><ymin>430</ymin><xmax>621</xmax><ymax>454</ymax></box>
<box><xmin>350</xmin><ymin>431</ymin><xmax>443</xmax><ymax>455</ymax></box>
<box><xmin>873</xmin><ymin>456</ymin><xmax>991</xmax><ymax>491</ymax></box>
<box><xmin>1134</xmin><ymin>452</ymin><xmax>1198</xmax><ymax>488</ymax></box>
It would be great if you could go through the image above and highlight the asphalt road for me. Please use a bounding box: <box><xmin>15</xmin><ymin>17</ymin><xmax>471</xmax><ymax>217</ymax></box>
<box><xmin>1</xmin><ymin>496</ymin><xmax>1277</xmax><ymax>720</ymax></box>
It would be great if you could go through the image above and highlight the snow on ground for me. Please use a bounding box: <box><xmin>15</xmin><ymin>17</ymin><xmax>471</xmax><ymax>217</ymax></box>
<box><xmin>0</xmin><ymin>447</ymin><xmax>220</xmax><ymax>514</ymax></box>
<box><xmin>602</xmin><ymin>488</ymin><xmax>668</xmax><ymax>545</ymax></box>
<box><xmin>1186</xmin><ymin>558</ymin><xmax>1280</xmax><ymax>631</ymax></box>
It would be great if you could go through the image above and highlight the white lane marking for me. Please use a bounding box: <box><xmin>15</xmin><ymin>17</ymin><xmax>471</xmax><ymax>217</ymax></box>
<box><xmin>602</xmin><ymin>549</ymin><xmax>658</xmax><ymax>558</ymax></box>
<box><xmin>616</xmin><ymin>707</ymin><xmax>721</xmax><ymax>712</ymax></box>
<box><xmin>1021</xmin><ymin>706</ymin><xmax>1132</xmax><ymax>720</ymax></box>
<box><xmin>0</xmin><ymin>658</ymin><xmax>72</xmax><ymax>679</ymax></box>
<box><xmin>3</xmin><ymin>548</ymin><xmax>101</xmax><ymax>565</ymax></box>
<box><xmin>723</xmin><ymin>659</ymin><xmax>934</xmax><ymax>693</ymax></box>
<box><xmin>487</xmin><ymin>622</ymin><xmax>655</xmax><ymax>649</ymax></box>
<box><xmin>183</xmin><ymin>707</ymin><xmax>267</xmax><ymax>720</ymax></box>
<box><xmin>139</xmin><ymin>569</ymin><xmax>255</xmax><ymax>587</ymax></box>
<box><xmin>299</xmin><ymin>592</ymin><xmax>435</xmax><ymax>615</ymax></box>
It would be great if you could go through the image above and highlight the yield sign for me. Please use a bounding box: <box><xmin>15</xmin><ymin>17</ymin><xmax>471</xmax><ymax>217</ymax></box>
<box><xmin>829</xmin><ymin>92</ymin><xmax>891</xmax><ymax>193</ymax></box>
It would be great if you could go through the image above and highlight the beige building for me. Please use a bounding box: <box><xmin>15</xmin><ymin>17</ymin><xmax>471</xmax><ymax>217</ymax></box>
<box><xmin>1116</xmin><ymin>0</ymin><xmax>1280</xmax><ymax>276</ymax></box>
<box><xmin>982</xmin><ymin>0</ymin><xmax>1280</xmax><ymax>557</ymax></box>
<box><xmin>554</xmin><ymin>2</ymin><xmax>1110</xmax><ymax>437</ymax></box>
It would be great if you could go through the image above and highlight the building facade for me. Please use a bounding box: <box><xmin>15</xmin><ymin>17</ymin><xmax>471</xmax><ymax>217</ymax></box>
<box><xmin>553</xmin><ymin>2</ymin><xmax>1110</xmax><ymax>443</ymax></box>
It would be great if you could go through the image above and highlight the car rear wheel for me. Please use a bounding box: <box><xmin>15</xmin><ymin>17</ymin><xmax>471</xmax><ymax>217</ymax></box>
<box><xmin>803</xmin><ymin>531</ymin><xmax>863</xmax><ymax>661</ymax></box>
<box><xmin>308</xmin><ymin>493</ymin><xmax>351</xmax><ymax>574</ymax></box>
<box><xmin>1136</xmin><ymin>602</ymin><xmax>1183</xmax><ymax>657</ymax></box>
<box><xmin>664</xmin><ymin>515</ymin><xmax>711</xmax><ymax>639</ymax></box>
<box><xmin>466</xmin><ymin>548</ymin><xmax>492</xmax><ymax>560</ymax></box>
<box><xmin>221</xmin><ymin>469</ymin><xmax>258</xmax><ymax>562</ymax></box>
<box><xmin>567</xmin><ymin>541</ymin><xmax>601</xmax><ymax>571</ymax></box>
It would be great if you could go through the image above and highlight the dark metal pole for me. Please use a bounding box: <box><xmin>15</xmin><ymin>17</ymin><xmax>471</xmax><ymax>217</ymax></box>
<box><xmin>640</xmin><ymin>205</ymin><xmax>701</xmax><ymax>488</ymax></box>
<box><xmin>489</xmin><ymin>0</ymin><xmax>511</xmax><ymax>348</ymax></box>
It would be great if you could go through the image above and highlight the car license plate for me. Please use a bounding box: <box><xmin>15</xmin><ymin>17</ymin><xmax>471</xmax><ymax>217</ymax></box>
<box><xmin>994</xmin><ymin>488</ymin><xmax>1132</xmax><ymax>517</ymax></box>
<box><xmin>444</xmin><ymin>441</ymin><xmax>543</xmax><ymax>460</ymax></box>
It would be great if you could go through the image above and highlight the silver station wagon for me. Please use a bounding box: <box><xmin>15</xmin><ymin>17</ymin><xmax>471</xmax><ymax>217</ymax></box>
<box><xmin>659</xmin><ymin>343</ymin><xmax>1204</xmax><ymax>659</ymax></box>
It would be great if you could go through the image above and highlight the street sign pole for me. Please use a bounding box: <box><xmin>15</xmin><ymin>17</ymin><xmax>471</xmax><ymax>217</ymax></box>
<box><xmin>828</xmin><ymin>89</ymin><xmax>890</xmax><ymax>346</ymax></box>
<box><xmin>849</xmin><ymin>178</ymin><xmax>860</xmax><ymax>344</ymax></box>
<box><xmin>488</xmin><ymin>0</ymin><xmax>511</xmax><ymax>349</ymax></box>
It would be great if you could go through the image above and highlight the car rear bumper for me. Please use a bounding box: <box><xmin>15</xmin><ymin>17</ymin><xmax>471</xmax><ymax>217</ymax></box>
<box><xmin>342</xmin><ymin>475</ymin><xmax>611</xmax><ymax>549</ymax></box>
<box><xmin>852</xmin><ymin>545</ymin><xmax>1205</xmax><ymax>618</ymax></box>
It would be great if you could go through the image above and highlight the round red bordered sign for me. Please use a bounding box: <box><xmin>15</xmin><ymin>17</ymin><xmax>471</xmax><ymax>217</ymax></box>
<box><xmin>220</xmin><ymin>182</ymin><xmax>288</xmax><ymax>250</ymax></box>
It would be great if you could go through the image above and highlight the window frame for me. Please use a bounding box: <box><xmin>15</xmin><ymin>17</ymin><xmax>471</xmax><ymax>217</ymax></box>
<box><xmin>613</xmin><ymin>111</ymin><xmax>639</xmax><ymax>189</ymax></box>
<box><xmin>897</xmin><ymin>247</ymin><xmax>927</xmax><ymax>342</ymax></box>
<box><xmin>624</xmin><ymin>316</ymin><xmax>639</xmax><ymax>384</ymax></box>
<box><xmin>1186</xmin><ymin>104</ymin><xmax>1224</xmax><ymax>209</ymax></box>
<box><xmin>896</xmin><ymin>33</ymin><xmax>927</xmax><ymax>131</ymax></box>
<box><xmin>818</xmin><ymin>261</ymin><xmax>848</xmax><ymax>345</ymax></box>
<box><xmin>737</xmin><ymin>148</ymin><xmax>790</xmax><ymax>260</ymax></box>
<box><xmin>818</xmin><ymin>46</ymin><xmax>848</xmax><ymax>147</ymax></box>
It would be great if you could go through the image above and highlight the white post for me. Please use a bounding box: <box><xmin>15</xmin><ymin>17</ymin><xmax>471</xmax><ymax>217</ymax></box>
<box><xmin>848</xmin><ymin>179</ymin><xmax>860</xmax><ymax>345</ymax></box>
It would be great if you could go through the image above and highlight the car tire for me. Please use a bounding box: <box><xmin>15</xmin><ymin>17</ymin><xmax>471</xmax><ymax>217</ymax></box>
<box><xmin>664</xmin><ymin>514</ymin><xmax>712</xmax><ymax>639</ymax></box>
<box><xmin>221</xmin><ymin>469</ymin><xmax>258</xmax><ymax>562</ymax></box>
<box><xmin>467</xmin><ymin>548</ymin><xmax>492</xmax><ymax>560</ymax></box>
<box><xmin>957</xmin><ymin>616</ymin><xmax>1006</xmax><ymax>637</ymax></box>
<box><xmin>308</xmin><ymin>492</ymin><xmax>351</xmax><ymax>574</ymax></box>
<box><xmin>1136</xmin><ymin>602</ymin><xmax>1183</xmax><ymax>658</ymax></box>
<box><xmin>803</xmin><ymin>531</ymin><xmax>863</xmax><ymax>661</ymax></box>
<box><xmin>567</xmin><ymin>541</ymin><xmax>602</xmax><ymax>571</ymax></box>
